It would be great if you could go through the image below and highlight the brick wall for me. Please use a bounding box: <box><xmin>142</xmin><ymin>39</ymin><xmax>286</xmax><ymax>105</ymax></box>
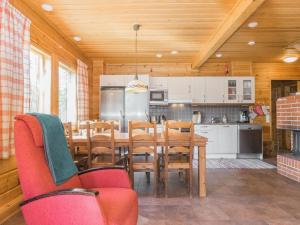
<box><xmin>276</xmin><ymin>94</ymin><xmax>300</xmax><ymax>130</ymax></box>
<box><xmin>277</xmin><ymin>155</ymin><xmax>300</xmax><ymax>182</ymax></box>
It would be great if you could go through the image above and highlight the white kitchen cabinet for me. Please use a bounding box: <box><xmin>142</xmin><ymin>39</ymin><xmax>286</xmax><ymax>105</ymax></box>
<box><xmin>196</xmin><ymin>125</ymin><xmax>219</xmax><ymax>154</ymax></box>
<box><xmin>225</xmin><ymin>77</ymin><xmax>255</xmax><ymax>104</ymax></box>
<box><xmin>217</xmin><ymin>125</ymin><xmax>238</xmax><ymax>154</ymax></box>
<box><xmin>168</xmin><ymin>77</ymin><xmax>192</xmax><ymax>103</ymax></box>
<box><xmin>123</xmin><ymin>75</ymin><xmax>149</xmax><ymax>86</ymax></box>
<box><xmin>238</xmin><ymin>77</ymin><xmax>255</xmax><ymax>103</ymax></box>
<box><xmin>101</xmin><ymin>75</ymin><xmax>149</xmax><ymax>87</ymax></box>
<box><xmin>195</xmin><ymin>124</ymin><xmax>238</xmax><ymax>158</ymax></box>
<box><xmin>205</xmin><ymin>77</ymin><xmax>225</xmax><ymax>103</ymax></box>
<box><xmin>191</xmin><ymin>77</ymin><xmax>206</xmax><ymax>103</ymax></box>
<box><xmin>224</xmin><ymin>78</ymin><xmax>238</xmax><ymax>103</ymax></box>
<box><xmin>149</xmin><ymin>77</ymin><xmax>168</xmax><ymax>89</ymax></box>
<box><xmin>100</xmin><ymin>75</ymin><xmax>125</xmax><ymax>87</ymax></box>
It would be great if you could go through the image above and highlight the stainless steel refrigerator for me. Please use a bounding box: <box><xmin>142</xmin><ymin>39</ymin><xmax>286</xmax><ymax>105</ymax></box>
<box><xmin>100</xmin><ymin>87</ymin><xmax>149</xmax><ymax>132</ymax></box>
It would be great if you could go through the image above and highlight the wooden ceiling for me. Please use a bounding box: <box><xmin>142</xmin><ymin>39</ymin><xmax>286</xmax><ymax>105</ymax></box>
<box><xmin>208</xmin><ymin>0</ymin><xmax>300</xmax><ymax>63</ymax></box>
<box><xmin>23</xmin><ymin>0</ymin><xmax>300</xmax><ymax>65</ymax></box>
<box><xmin>23</xmin><ymin>0</ymin><xmax>238</xmax><ymax>63</ymax></box>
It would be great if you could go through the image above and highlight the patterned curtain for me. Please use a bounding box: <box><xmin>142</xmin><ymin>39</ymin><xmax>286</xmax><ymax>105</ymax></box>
<box><xmin>0</xmin><ymin>0</ymin><xmax>31</xmax><ymax>159</ymax></box>
<box><xmin>76</xmin><ymin>59</ymin><xmax>89</xmax><ymax>121</ymax></box>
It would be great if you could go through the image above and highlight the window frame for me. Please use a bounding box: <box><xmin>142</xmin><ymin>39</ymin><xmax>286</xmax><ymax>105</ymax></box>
<box><xmin>27</xmin><ymin>45</ymin><xmax>52</xmax><ymax>113</ymax></box>
<box><xmin>58</xmin><ymin>62</ymin><xmax>78</xmax><ymax>123</ymax></box>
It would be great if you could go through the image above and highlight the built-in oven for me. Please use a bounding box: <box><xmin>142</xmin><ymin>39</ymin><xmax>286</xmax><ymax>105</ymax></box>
<box><xmin>149</xmin><ymin>89</ymin><xmax>168</xmax><ymax>105</ymax></box>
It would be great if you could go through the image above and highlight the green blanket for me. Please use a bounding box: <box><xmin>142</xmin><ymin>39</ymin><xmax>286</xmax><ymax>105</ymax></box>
<box><xmin>30</xmin><ymin>113</ymin><xmax>78</xmax><ymax>185</ymax></box>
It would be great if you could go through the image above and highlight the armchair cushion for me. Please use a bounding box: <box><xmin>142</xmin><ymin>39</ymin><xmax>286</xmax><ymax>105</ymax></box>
<box><xmin>79</xmin><ymin>167</ymin><xmax>131</xmax><ymax>189</ymax></box>
<box><xmin>96</xmin><ymin>188</ymin><xmax>138</xmax><ymax>225</ymax></box>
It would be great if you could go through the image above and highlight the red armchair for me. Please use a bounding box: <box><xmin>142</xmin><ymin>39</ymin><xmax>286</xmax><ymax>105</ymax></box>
<box><xmin>14</xmin><ymin>115</ymin><xmax>138</xmax><ymax>225</ymax></box>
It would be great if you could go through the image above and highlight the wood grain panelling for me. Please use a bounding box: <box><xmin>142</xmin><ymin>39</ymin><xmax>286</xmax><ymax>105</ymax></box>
<box><xmin>23</xmin><ymin>0</ymin><xmax>238</xmax><ymax>63</ymax></box>
<box><xmin>90</xmin><ymin>60</ymin><xmax>104</xmax><ymax>119</ymax></box>
<box><xmin>0</xmin><ymin>157</ymin><xmax>21</xmax><ymax>224</ymax></box>
<box><xmin>192</xmin><ymin>0</ymin><xmax>266</xmax><ymax>68</ymax></box>
<box><xmin>253</xmin><ymin>63</ymin><xmax>300</xmax><ymax>156</ymax></box>
<box><xmin>210</xmin><ymin>0</ymin><xmax>300</xmax><ymax>63</ymax></box>
<box><xmin>105</xmin><ymin>62</ymin><xmax>236</xmax><ymax>77</ymax></box>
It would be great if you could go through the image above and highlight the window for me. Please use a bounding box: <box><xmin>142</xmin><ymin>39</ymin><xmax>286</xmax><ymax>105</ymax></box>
<box><xmin>59</xmin><ymin>64</ymin><xmax>77</xmax><ymax>123</ymax></box>
<box><xmin>26</xmin><ymin>47</ymin><xmax>51</xmax><ymax>113</ymax></box>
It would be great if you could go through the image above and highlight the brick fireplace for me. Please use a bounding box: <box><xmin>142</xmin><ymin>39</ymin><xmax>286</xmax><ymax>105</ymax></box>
<box><xmin>276</xmin><ymin>93</ymin><xmax>300</xmax><ymax>182</ymax></box>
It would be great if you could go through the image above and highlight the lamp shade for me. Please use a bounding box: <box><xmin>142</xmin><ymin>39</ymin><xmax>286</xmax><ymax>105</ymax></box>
<box><xmin>125</xmin><ymin>77</ymin><xmax>148</xmax><ymax>93</ymax></box>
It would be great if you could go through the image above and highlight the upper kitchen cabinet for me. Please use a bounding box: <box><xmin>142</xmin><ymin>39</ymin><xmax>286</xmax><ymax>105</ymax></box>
<box><xmin>239</xmin><ymin>77</ymin><xmax>255</xmax><ymax>103</ymax></box>
<box><xmin>191</xmin><ymin>77</ymin><xmax>206</xmax><ymax>103</ymax></box>
<box><xmin>149</xmin><ymin>76</ymin><xmax>168</xmax><ymax>89</ymax></box>
<box><xmin>101</xmin><ymin>75</ymin><xmax>126</xmax><ymax>87</ymax></box>
<box><xmin>205</xmin><ymin>77</ymin><xmax>226</xmax><ymax>103</ymax></box>
<box><xmin>101</xmin><ymin>75</ymin><xmax>149</xmax><ymax>87</ymax></box>
<box><xmin>168</xmin><ymin>77</ymin><xmax>192</xmax><ymax>103</ymax></box>
<box><xmin>225</xmin><ymin>77</ymin><xmax>255</xmax><ymax>104</ymax></box>
<box><xmin>123</xmin><ymin>75</ymin><xmax>150</xmax><ymax>87</ymax></box>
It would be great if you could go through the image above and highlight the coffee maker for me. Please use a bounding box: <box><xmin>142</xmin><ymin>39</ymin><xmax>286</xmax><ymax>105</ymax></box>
<box><xmin>239</xmin><ymin>110</ymin><xmax>249</xmax><ymax>123</ymax></box>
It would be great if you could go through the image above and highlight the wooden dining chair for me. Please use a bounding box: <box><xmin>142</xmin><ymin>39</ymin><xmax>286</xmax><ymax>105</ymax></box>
<box><xmin>129</xmin><ymin>121</ymin><xmax>158</xmax><ymax>196</ymax></box>
<box><xmin>62</xmin><ymin>122</ymin><xmax>74</xmax><ymax>159</ymax></box>
<box><xmin>164</xmin><ymin>121</ymin><xmax>194</xmax><ymax>198</ymax></box>
<box><xmin>88</xmin><ymin>121</ymin><xmax>115</xmax><ymax>168</ymax></box>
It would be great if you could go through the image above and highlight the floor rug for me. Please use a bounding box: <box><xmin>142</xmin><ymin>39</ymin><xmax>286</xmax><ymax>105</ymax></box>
<box><xmin>203</xmin><ymin>159</ymin><xmax>276</xmax><ymax>169</ymax></box>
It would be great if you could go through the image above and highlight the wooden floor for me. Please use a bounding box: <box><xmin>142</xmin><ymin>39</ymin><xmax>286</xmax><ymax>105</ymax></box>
<box><xmin>3</xmin><ymin>168</ymin><xmax>300</xmax><ymax>225</ymax></box>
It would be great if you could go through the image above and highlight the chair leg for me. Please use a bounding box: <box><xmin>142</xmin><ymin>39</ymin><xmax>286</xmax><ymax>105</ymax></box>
<box><xmin>146</xmin><ymin>172</ymin><xmax>150</xmax><ymax>184</ymax></box>
<box><xmin>154</xmin><ymin>162</ymin><xmax>158</xmax><ymax>197</ymax></box>
<box><xmin>164</xmin><ymin>161</ymin><xmax>168</xmax><ymax>198</ymax></box>
<box><xmin>189</xmin><ymin>168</ymin><xmax>193</xmax><ymax>198</ymax></box>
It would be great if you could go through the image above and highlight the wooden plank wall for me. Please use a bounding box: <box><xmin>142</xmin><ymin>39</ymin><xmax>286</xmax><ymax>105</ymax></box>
<box><xmin>0</xmin><ymin>157</ymin><xmax>22</xmax><ymax>223</ymax></box>
<box><xmin>253</xmin><ymin>63</ymin><xmax>300</xmax><ymax>156</ymax></box>
<box><xmin>0</xmin><ymin>1</ymin><xmax>91</xmax><ymax>223</ymax></box>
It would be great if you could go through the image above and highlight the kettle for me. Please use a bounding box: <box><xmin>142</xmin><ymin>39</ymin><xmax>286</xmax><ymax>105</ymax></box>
<box><xmin>192</xmin><ymin>111</ymin><xmax>202</xmax><ymax>124</ymax></box>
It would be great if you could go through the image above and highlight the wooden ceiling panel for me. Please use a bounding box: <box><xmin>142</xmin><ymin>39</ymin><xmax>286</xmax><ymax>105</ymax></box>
<box><xmin>211</xmin><ymin>0</ymin><xmax>300</xmax><ymax>63</ymax></box>
<box><xmin>23</xmin><ymin>0</ymin><xmax>238</xmax><ymax>63</ymax></box>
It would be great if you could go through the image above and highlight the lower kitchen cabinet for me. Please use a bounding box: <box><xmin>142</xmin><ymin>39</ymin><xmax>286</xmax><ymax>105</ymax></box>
<box><xmin>195</xmin><ymin>124</ymin><xmax>238</xmax><ymax>158</ymax></box>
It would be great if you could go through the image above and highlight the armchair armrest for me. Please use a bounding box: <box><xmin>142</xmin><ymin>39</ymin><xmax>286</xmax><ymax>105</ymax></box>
<box><xmin>21</xmin><ymin>189</ymin><xmax>107</xmax><ymax>225</ymax></box>
<box><xmin>20</xmin><ymin>188</ymin><xmax>99</xmax><ymax>206</ymax></box>
<box><xmin>79</xmin><ymin>166</ymin><xmax>131</xmax><ymax>189</ymax></box>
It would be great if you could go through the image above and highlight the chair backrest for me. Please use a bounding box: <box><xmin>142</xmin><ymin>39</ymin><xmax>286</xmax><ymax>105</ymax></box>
<box><xmin>14</xmin><ymin>115</ymin><xmax>82</xmax><ymax>200</ymax></box>
<box><xmin>129</xmin><ymin>121</ymin><xmax>157</xmax><ymax>149</ymax></box>
<box><xmin>165</xmin><ymin>121</ymin><xmax>194</xmax><ymax>151</ymax></box>
<box><xmin>101</xmin><ymin>120</ymin><xmax>121</xmax><ymax>133</ymax></box>
<box><xmin>63</xmin><ymin>122</ymin><xmax>74</xmax><ymax>158</ymax></box>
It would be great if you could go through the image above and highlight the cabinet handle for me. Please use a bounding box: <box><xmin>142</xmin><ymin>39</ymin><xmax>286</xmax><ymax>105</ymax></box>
<box><xmin>223</xmin><ymin>125</ymin><xmax>230</xmax><ymax>128</ymax></box>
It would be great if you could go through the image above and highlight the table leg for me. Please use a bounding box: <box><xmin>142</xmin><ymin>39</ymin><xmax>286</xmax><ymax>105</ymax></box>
<box><xmin>199</xmin><ymin>145</ymin><xmax>206</xmax><ymax>197</ymax></box>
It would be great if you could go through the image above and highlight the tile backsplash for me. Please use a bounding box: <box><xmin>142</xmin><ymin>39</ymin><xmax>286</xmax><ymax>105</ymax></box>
<box><xmin>150</xmin><ymin>104</ymin><xmax>248</xmax><ymax>123</ymax></box>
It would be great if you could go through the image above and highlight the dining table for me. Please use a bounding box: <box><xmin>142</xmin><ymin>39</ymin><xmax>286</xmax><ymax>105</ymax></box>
<box><xmin>72</xmin><ymin>132</ymin><xmax>208</xmax><ymax>198</ymax></box>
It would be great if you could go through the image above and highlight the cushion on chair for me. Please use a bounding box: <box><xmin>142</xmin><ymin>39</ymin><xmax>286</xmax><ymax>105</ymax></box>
<box><xmin>96</xmin><ymin>188</ymin><xmax>138</xmax><ymax>225</ymax></box>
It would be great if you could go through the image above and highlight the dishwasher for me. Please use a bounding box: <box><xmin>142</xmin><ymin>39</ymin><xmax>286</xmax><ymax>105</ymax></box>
<box><xmin>238</xmin><ymin>124</ymin><xmax>263</xmax><ymax>159</ymax></box>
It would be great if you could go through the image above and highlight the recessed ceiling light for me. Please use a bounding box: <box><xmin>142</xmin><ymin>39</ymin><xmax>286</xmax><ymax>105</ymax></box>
<box><xmin>283</xmin><ymin>56</ymin><xmax>298</xmax><ymax>63</ymax></box>
<box><xmin>73</xmin><ymin>36</ymin><xmax>81</xmax><ymax>42</ymax></box>
<box><xmin>248</xmin><ymin>21</ymin><xmax>258</xmax><ymax>28</ymax></box>
<box><xmin>41</xmin><ymin>3</ymin><xmax>53</xmax><ymax>12</ymax></box>
<box><xmin>248</xmin><ymin>40</ymin><xmax>256</xmax><ymax>46</ymax></box>
<box><xmin>215</xmin><ymin>53</ymin><xmax>223</xmax><ymax>58</ymax></box>
<box><xmin>282</xmin><ymin>48</ymin><xmax>299</xmax><ymax>63</ymax></box>
<box><xmin>171</xmin><ymin>50</ymin><xmax>178</xmax><ymax>55</ymax></box>
<box><xmin>156</xmin><ymin>53</ymin><xmax>163</xmax><ymax>58</ymax></box>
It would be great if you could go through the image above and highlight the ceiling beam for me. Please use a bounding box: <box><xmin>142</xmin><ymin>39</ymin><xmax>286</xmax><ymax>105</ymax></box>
<box><xmin>192</xmin><ymin>0</ymin><xmax>266</xmax><ymax>69</ymax></box>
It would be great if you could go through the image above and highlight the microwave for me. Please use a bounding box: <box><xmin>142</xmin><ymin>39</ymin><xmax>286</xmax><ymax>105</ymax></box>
<box><xmin>149</xmin><ymin>89</ymin><xmax>168</xmax><ymax>105</ymax></box>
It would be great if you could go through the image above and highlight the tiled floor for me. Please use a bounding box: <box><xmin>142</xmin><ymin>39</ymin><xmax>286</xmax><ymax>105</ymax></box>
<box><xmin>3</xmin><ymin>168</ymin><xmax>300</xmax><ymax>225</ymax></box>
